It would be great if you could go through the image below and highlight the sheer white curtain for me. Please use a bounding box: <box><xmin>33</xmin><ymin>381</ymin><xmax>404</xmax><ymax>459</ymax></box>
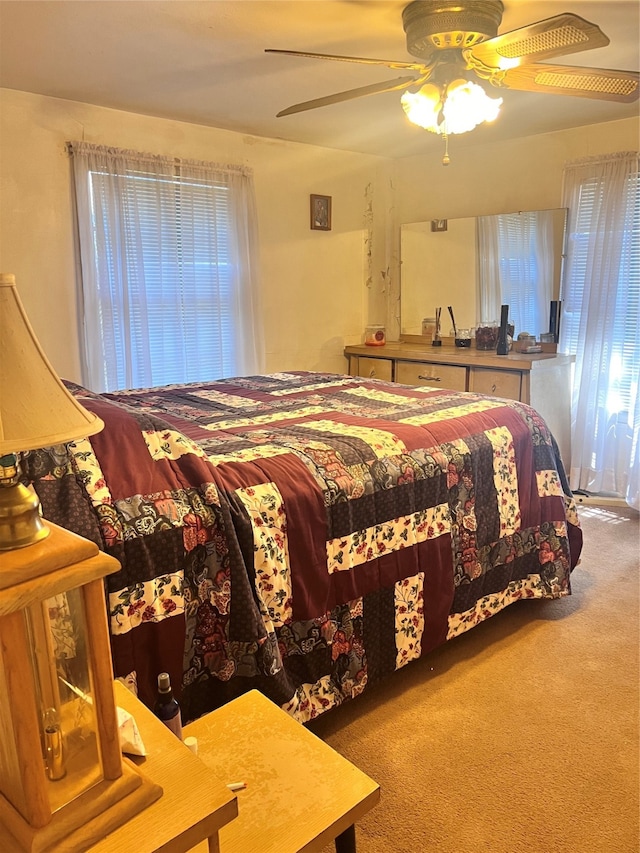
<box><xmin>476</xmin><ymin>216</ymin><xmax>502</xmax><ymax>323</ymax></box>
<box><xmin>476</xmin><ymin>211</ymin><xmax>555</xmax><ymax>334</ymax></box>
<box><xmin>70</xmin><ymin>142</ymin><xmax>264</xmax><ymax>392</ymax></box>
<box><xmin>561</xmin><ymin>151</ymin><xmax>640</xmax><ymax>509</ymax></box>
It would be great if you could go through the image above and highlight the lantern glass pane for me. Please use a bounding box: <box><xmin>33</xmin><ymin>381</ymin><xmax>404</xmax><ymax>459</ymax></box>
<box><xmin>26</xmin><ymin>586</ymin><xmax>103</xmax><ymax>812</ymax></box>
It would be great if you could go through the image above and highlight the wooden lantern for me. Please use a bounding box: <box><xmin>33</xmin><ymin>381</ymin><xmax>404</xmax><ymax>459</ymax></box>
<box><xmin>0</xmin><ymin>522</ymin><xmax>161</xmax><ymax>852</ymax></box>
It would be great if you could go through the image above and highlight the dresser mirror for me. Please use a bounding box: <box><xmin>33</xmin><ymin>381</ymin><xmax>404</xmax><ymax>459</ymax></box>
<box><xmin>400</xmin><ymin>208</ymin><xmax>568</xmax><ymax>339</ymax></box>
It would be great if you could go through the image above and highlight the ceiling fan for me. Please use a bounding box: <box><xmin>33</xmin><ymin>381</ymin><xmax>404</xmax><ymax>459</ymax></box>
<box><xmin>266</xmin><ymin>0</ymin><xmax>639</xmax><ymax>151</ymax></box>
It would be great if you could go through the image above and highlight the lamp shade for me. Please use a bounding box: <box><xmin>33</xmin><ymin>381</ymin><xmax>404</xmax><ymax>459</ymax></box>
<box><xmin>0</xmin><ymin>273</ymin><xmax>103</xmax><ymax>454</ymax></box>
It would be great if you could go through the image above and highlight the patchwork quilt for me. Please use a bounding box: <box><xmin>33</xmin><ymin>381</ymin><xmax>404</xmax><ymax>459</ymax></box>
<box><xmin>27</xmin><ymin>372</ymin><xmax>582</xmax><ymax>723</ymax></box>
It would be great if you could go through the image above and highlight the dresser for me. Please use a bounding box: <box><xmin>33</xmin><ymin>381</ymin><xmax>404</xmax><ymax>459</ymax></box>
<box><xmin>344</xmin><ymin>342</ymin><xmax>574</xmax><ymax>468</ymax></box>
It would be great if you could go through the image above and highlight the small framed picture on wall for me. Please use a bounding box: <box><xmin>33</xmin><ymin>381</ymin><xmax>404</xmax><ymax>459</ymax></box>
<box><xmin>310</xmin><ymin>194</ymin><xmax>332</xmax><ymax>231</ymax></box>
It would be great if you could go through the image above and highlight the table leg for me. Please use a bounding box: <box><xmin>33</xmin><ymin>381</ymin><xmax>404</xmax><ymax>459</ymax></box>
<box><xmin>335</xmin><ymin>824</ymin><xmax>356</xmax><ymax>853</ymax></box>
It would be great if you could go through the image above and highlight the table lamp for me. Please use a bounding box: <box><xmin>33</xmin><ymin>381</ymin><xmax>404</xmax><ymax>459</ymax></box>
<box><xmin>0</xmin><ymin>272</ymin><xmax>104</xmax><ymax>549</ymax></box>
<box><xmin>0</xmin><ymin>273</ymin><xmax>161</xmax><ymax>851</ymax></box>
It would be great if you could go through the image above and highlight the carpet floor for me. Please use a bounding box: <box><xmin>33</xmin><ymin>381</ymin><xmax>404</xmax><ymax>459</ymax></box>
<box><xmin>311</xmin><ymin>505</ymin><xmax>639</xmax><ymax>853</ymax></box>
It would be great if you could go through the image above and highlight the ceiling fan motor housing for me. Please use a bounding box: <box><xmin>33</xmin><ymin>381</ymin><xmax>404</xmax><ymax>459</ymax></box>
<box><xmin>402</xmin><ymin>0</ymin><xmax>504</xmax><ymax>59</ymax></box>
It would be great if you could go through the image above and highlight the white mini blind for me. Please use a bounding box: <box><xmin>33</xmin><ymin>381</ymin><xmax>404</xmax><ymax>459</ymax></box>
<box><xmin>70</xmin><ymin>143</ymin><xmax>263</xmax><ymax>392</ymax></box>
<box><xmin>495</xmin><ymin>211</ymin><xmax>548</xmax><ymax>336</ymax></box>
<box><xmin>561</xmin><ymin>151</ymin><xmax>639</xmax><ymax>506</ymax></box>
<box><xmin>562</xmin><ymin>165</ymin><xmax>639</xmax><ymax>416</ymax></box>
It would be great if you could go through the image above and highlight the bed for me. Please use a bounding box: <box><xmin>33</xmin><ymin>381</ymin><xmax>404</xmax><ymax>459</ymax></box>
<box><xmin>25</xmin><ymin>371</ymin><xmax>582</xmax><ymax>724</ymax></box>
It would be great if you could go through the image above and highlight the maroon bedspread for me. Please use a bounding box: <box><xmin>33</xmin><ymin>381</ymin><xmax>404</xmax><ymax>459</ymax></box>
<box><xmin>27</xmin><ymin>372</ymin><xmax>582</xmax><ymax>723</ymax></box>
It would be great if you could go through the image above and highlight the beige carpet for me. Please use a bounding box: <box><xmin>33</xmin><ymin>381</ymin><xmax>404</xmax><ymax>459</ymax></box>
<box><xmin>311</xmin><ymin>505</ymin><xmax>639</xmax><ymax>853</ymax></box>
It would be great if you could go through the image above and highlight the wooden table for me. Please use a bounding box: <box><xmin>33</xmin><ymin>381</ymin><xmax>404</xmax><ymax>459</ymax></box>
<box><xmin>90</xmin><ymin>681</ymin><xmax>238</xmax><ymax>853</ymax></box>
<box><xmin>184</xmin><ymin>689</ymin><xmax>380</xmax><ymax>853</ymax></box>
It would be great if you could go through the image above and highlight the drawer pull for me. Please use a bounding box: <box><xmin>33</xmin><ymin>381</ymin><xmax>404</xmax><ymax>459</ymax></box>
<box><xmin>491</xmin><ymin>383</ymin><xmax>497</xmax><ymax>392</ymax></box>
<box><xmin>418</xmin><ymin>374</ymin><xmax>441</xmax><ymax>382</ymax></box>
<box><xmin>368</xmin><ymin>369</ymin><xmax>376</xmax><ymax>378</ymax></box>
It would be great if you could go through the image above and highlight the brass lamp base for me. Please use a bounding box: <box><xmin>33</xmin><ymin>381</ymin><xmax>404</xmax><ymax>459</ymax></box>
<box><xmin>0</xmin><ymin>480</ymin><xmax>49</xmax><ymax>550</ymax></box>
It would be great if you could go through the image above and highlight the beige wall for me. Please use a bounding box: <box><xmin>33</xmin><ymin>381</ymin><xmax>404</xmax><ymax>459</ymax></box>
<box><xmin>0</xmin><ymin>89</ymin><xmax>393</xmax><ymax>382</ymax></box>
<box><xmin>1</xmin><ymin>87</ymin><xmax>638</xmax><ymax>382</ymax></box>
<box><xmin>394</xmin><ymin>117</ymin><xmax>639</xmax><ymax>222</ymax></box>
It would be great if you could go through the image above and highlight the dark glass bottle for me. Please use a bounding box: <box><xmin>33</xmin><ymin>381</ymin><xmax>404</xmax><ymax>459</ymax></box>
<box><xmin>154</xmin><ymin>672</ymin><xmax>183</xmax><ymax>739</ymax></box>
<box><xmin>496</xmin><ymin>304</ymin><xmax>510</xmax><ymax>355</ymax></box>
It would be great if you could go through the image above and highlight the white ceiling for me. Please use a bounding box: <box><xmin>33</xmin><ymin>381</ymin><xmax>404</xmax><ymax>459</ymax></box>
<box><xmin>0</xmin><ymin>0</ymin><xmax>638</xmax><ymax>159</ymax></box>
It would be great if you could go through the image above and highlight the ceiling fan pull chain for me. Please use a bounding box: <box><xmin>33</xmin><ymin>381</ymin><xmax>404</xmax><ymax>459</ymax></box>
<box><xmin>442</xmin><ymin>132</ymin><xmax>451</xmax><ymax>166</ymax></box>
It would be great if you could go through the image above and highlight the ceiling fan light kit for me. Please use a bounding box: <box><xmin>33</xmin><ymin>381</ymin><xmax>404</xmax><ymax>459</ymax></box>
<box><xmin>267</xmin><ymin>0</ymin><xmax>639</xmax><ymax>165</ymax></box>
<box><xmin>401</xmin><ymin>78</ymin><xmax>503</xmax><ymax>135</ymax></box>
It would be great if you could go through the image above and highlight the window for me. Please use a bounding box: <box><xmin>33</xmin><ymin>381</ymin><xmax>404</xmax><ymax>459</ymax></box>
<box><xmin>70</xmin><ymin>143</ymin><xmax>263</xmax><ymax>392</ymax></box>
<box><xmin>561</xmin><ymin>151</ymin><xmax>639</xmax><ymax>506</ymax></box>
<box><xmin>562</xmin><ymin>168</ymin><xmax>639</xmax><ymax>418</ymax></box>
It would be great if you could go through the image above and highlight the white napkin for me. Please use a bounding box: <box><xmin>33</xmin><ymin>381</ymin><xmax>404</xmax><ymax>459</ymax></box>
<box><xmin>117</xmin><ymin>704</ymin><xmax>147</xmax><ymax>756</ymax></box>
<box><xmin>60</xmin><ymin>677</ymin><xmax>147</xmax><ymax>756</ymax></box>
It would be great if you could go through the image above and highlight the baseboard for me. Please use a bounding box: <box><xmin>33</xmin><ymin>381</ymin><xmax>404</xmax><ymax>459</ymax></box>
<box><xmin>573</xmin><ymin>493</ymin><xmax>627</xmax><ymax>508</ymax></box>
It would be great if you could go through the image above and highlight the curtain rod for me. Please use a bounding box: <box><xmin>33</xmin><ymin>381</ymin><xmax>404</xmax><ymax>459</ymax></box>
<box><xmin>66</xmin><ymin>140</ymin><xmax>252</xmax><ymax>176</ymax></box>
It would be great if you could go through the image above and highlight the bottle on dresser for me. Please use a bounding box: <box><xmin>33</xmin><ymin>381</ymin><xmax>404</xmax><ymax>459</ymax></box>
<box><xmin>496</xmin><ymin>304</ymin><xmax>510</xmax><ymax>356</ymax></box>
<box><xmin>154</xmin><ymin>671</ymin><xmax>183</xmax><ymax>739</ymax></box>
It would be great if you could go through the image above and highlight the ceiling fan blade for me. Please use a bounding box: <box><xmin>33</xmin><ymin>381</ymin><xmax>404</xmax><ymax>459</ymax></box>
<box><xmin>496</xmin><ymin>63</ymin><xmax>639</xmax><ymax>103</ymax></box>
<box><xmin>276</xmin><ymin>75</ymin><xmax>422</xmax><ymax>117</ymax></box>
<box><xmin>265</xmin><ymin>48</ymin><xmax>428</xmax><ymax>72</ymax></box>
<box><xmin>468</xmin><ymin>14</ymin><xmax>610</xmax><ymax>68</ymax></box>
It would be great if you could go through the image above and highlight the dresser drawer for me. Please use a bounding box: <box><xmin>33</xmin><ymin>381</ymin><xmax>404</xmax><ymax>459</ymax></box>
<box><xmin>469</xmin><ymin>367</ymin><xmax>522</xmax><ymax>401</ymax></box>
<box><xmin>352</xmin><ymin>356</ymin><xmax>393</xmax><ymax>381</ymax></box>
<box><xmin>396</xmin><ymin>360</ymin><xmax>467</xmax><ymax>391</ymax></box>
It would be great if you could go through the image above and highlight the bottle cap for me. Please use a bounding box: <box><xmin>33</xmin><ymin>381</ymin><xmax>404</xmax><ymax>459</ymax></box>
<box><xmin>157</xmin><ymin>672</ymin><xmax>171</xmax><ymax>693</ymax></box>
<box><xmin>184</xmin><ymin>736</ymin><xmax>198</xmax><ymax>755</ymax></box>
